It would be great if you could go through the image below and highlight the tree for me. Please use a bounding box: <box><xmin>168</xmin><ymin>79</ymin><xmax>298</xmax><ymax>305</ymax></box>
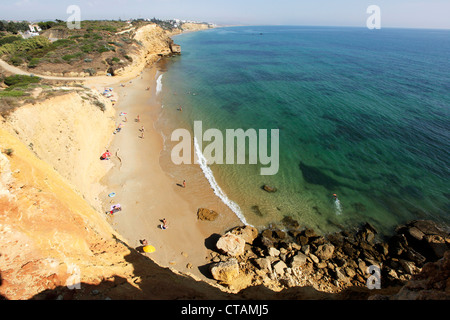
<box><xmin>37</xmin><ymin>21</ymin><xmax>56</xmax><ymax>30</ymax></box>
<box><xmin>5</xmin><ymin>21</ymin><xmax>29</xmax><ymax>34</ymax></box>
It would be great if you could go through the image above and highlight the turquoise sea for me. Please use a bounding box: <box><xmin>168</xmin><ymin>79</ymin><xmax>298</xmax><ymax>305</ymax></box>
<box><xmin>155</xmin><ymin>26</ymin><xmax>450</xmax><ymax>236</ymax></box>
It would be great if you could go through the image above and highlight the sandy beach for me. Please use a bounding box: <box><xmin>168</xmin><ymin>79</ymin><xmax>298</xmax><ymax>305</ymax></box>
<box><xmin>99</xmin><ymin>61</ymin><xmax>242</xmax><ymax>282</ymax></box>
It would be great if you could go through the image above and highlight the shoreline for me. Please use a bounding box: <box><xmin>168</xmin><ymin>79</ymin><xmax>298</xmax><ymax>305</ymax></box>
<box><xmin>99</xmin><ymin>60</ymin><xmax>242</xmax><ymax>282</ymax></box>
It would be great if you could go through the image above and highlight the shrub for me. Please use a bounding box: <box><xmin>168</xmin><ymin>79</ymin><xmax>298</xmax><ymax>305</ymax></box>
<box><xmin>4</xmin><ymin>75</ymin><xmax>41</xmax><ymax>87</ymax></box>
<box><xmin>62</xmin><ymin>52</ymin><xmax>84</xmax><ymax>62</ymax></box>
<box><xmin>10</xmin><ymin>56</ymin><xmax>22</xmax><ymax>66</ymax></box>
<box><xmin>93</xmin><ymin>99</ymin><xmax>105</xmax><ymax>111</ymax></box>
<box><xmin>97</xmin><ymin>46</ymin><xmax>110</xmax><ymax>53</ymax></box>
<box><xmin>0</xmin><ymin>36</ymin><xmax>51</xmax><ymax>56</ymax></box>
<box><xmin>28</xmin><ymin>57</ymin><xmax>40</xmax><ymax>68</ymax></box>
<box><xmin>3</xmin><ymin>148</ymin><xmax>14</xmax><ymax>156</ymax></box>
<box><xmin>81</xmin><ymin>43</ymin><xmax>95</xmax><ymax>53</ymax></box>
<box><xmin>83</xmin><ymin>68</ymin><xmax>96</xmax><ymax>76</ymax></box>
<box><xmin>0</xmin><ymin>90</ymin><xmax>26</xmax><ymax>97</ymax></box>
<box><xmin>53</xmin><ymin>39</ymin><xmax>76</xmax><ymax>47</ymax></box>
<box><xmin>0</xmin><ymin>35</ymin><xmax>22</xmax><ymax>46</ymax></box>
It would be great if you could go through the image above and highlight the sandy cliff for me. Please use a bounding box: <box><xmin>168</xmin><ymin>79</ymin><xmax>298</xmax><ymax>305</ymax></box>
<box><xmin>112</xmin><ymin>24</ymin><xmax>175</xmax><ymax>77</ymax></box>
<box><xmin>0</xmin><ymin>124</ymin><xmax>233</xmax><ymax>300</ymax></box>
<box><xmin>1</xmin><ymin>89</ymin><xmax>115</xmax><ymax>211</ymax></box>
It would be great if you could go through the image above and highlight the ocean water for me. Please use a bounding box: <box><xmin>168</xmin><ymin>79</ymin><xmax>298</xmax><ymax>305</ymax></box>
<box><xmin>155</xmin><ymin>26</ymin><xmax>450</xmax><ymax>236</ymax></box>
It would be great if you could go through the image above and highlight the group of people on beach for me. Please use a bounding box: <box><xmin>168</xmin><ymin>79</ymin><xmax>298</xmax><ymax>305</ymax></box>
<box><xmin>99</xmin><ymin>83</ymin><xmax>194</xmax><ymax>256</ymax></box>
<box><xmin>107</xmin><ymin>204</ymin><xmax>122</xmax><ymax>215</ymax></box>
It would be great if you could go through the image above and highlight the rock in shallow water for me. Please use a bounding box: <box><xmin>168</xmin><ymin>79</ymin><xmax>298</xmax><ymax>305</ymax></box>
<box><xmin>262</xmin><ymin>185</ymin><xmax>277</xmax><ymax>193</ymax></box>
<box><xmin>197</xmin><ymin>208</ymin><xmax>219</xmax><ymax>221</ymax></box>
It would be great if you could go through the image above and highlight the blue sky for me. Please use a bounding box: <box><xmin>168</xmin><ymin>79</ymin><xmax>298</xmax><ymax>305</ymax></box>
<box><xmin>1</xmin><ymin>0</ymin><xmax>449</xmax><ymax>29</ymax></box>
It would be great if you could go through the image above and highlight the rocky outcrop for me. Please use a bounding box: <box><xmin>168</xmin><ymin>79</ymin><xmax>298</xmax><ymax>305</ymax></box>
<box><xmin>371</xmin><ymin>250</ymin><xmax>450</xmax><ymax>300</ymax></box>
<box><xmin>1</xmin><ymin>89</ymin><xmax>115</xmax><ymax>211</ymax></box>
<box><xmin>216</xmin><ymin>232</ymin><xmax>246</xmax><ymax>257</ymax></box>
<box><xmin>207</xmin><ymin>220</ymin><xmax>450</xmax><ymax>295</ymax></box>
<box><xmin>210</xmin><ymin>258</ymin><xmax>240</xmax><ymax>283</ymax></box>
<box><xmin>229</xmin><ymin>225</ymin><xmax>258</xmax><ymax>245</ymax></box>
<box><xmin>115</xmin><ymin>24</ymin><xmax>173</xmax><ymax>77</ymax></box>
<box><xmin>170</xmin><ymin>43</ymin><xmax>181</xmax><ymax>54</ymax></box>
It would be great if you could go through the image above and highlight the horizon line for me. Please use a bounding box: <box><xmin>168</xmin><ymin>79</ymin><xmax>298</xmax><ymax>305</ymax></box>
<box><xmin>1</xmin><ymin>18</ymin><xmax>449</xmax><ymax>31</ymax></box>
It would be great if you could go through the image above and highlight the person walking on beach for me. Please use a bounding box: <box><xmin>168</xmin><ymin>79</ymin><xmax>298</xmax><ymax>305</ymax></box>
<box><xmin>161</xmin><ymin>218</ymin><xmax>168</xmax><ymax>230</ymax></box>
<box><xmin>136</xmin><ymin>115</ymin><xmax>140</xmax><ymax>122</ymax></box>
<box><xmin>183</xmin><ymin>180</ymin><xmax>186</xmax><ymax>188</ymax></box>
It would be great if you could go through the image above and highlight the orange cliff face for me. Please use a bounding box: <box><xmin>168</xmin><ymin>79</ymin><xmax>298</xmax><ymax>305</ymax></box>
<box><xmin>2</xmin><ymin>90</ymin><xmax>116</xmax><ymax>212</ymax></box>
<box><xmin>0</xmin><ymin>91</ymin><xmax>231</xmax><ymax>300</ymax></box>
<box><xmin>0</xmin><ymin>127</ymin><xmax>232</xmax><ymax>300</ymax></box>
<box><xmin>0</xmin><ymin>127</ymin><xmax>131</xmax><ymax>299</ymax></box>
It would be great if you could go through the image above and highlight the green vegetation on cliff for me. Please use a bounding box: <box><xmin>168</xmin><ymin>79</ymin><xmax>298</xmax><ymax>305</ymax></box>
<box><xmin>0</xmin><ymin>20</ymin><xmax>140</xmax><ymax>73</ymax></box>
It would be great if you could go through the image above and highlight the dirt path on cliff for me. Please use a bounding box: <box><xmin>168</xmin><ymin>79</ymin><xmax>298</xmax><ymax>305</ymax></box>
<box><xmin>0</xmin><ymin>58</ymin><xmax>140</xmax><ymax>86</ymax></box>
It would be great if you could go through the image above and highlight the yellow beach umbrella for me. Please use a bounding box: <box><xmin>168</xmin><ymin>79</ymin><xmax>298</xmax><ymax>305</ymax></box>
<box><xmin>143</xmin><ymin>245</ymin><xmax>156</xmax><ymax>253</ymax></box>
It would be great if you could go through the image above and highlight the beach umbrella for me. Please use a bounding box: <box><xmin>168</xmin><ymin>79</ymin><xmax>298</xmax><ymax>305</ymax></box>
<box><xmin>143</xmin><ymin>245</ymin><xmax>156</xmax><ymax>253</ymax></box>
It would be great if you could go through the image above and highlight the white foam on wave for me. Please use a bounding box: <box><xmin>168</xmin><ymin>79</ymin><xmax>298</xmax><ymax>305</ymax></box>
<box><xmin>156</xmin><ymin>73</ymin><xmax>163</xmax><ymax>95</ymax></box>
<box><xmin>194</xmin><ymin>137</ymin><xmax>251</xmax><ymax>226</ymax></box>
<box><xmin>335</xmin><ymin>198</ymin><xmax>343</xmax><ymax>215</ymax></box>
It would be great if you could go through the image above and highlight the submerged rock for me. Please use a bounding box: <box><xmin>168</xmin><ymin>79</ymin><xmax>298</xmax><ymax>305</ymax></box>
<box><xmin>262</xmin><ymin>185</ymin><xmax>277</xmax><ymax>193</ymax></box>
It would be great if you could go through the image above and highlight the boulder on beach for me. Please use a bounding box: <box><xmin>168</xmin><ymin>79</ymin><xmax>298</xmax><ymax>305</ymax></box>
<box><xmin>197</xmin><ymin>208</ymin><xmax>219</xmax><ymax>221</ymax></box>
<box><xmin>290</xmin><ymin>252</ymin><xmax>309</xmax><ymax>268</ymax></box>
<box><xmin>216</xmin><ymin>232</ymin><xmax>246</xmax><ymax>256</ymax></box>
<box><xmin>273</xmin><ymin>260</ymin><xmax>287</xmax><ymax>275</ymax></box>
<box><xmin>230</xmin><ymin>225</ymin><xmax>258</xmax><ymax>244</ymax></box>
<box><xmin>395</xmin><ymin>220</ymin><xmax>450</xmax><ymax>260</ymax></box>
<box><xmin>210</xmin><ymin>258</ymin><xmax>240</xmax><ymax>283</ymax></box>
<box><xmin>315</xmin><ymin>243</ymin><xmax>335</xmax><ymax>261</ymax></box>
